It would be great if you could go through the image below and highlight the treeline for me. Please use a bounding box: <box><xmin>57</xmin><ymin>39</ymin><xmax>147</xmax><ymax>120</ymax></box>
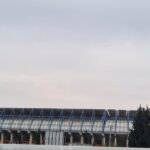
<box><xmin>129</xmin><ymin>106</ymin><xmax>150</xmax><ymax>147</ymax></box>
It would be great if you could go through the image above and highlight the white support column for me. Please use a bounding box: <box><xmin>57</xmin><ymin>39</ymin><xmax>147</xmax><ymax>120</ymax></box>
<box><xmin>10</xmin><ymin>132</ymin><xmax>13</xmax><ymax>144</ymax></box>
<box><xmin>114</xmin><ymin>135</ymin><xmax>117</xmax><ymax>147</ymax></box>
<box><xmin>126</xmin><ymin>135</ymin><xmax>129</xmax><ymax>147</ymax></box>
<box><xmin>0</xmin><ymin>132</ymin><xmax>4</xmax><ymax>144</ymax></box>
<box><xmin>29</xmin><ymin>132</ymin><xmax>33</xmax><ymax>144</ymax></box>
<box><xmin>102</xmin><ymin>134</ymin><xmax>106</xmax><ymax>146</ymax></box>
<box><xmin>70</xmin><ymin>134</ymin><xmax>73</xmax><ymax>145</ymax></box>
<box><xmin>40</xmin><ymin>133</ymin><xmax>43</xmax><ymax>144</ymax></box>
<box><xmin>80</xmin><ymin>134</ymin><xmax>84</xmax><ymax>145</ymax></box>
<box><xmin>91</xmin><ymin>134</ymin><xmax>94</xmax><ymax>145</ymax></box>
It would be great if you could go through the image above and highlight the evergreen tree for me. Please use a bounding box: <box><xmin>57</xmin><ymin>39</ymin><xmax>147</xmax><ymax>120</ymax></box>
<box><xmin>129</xmin><ymin>106</ymin><xmax>150</xmax><ymax>147</ymax></box>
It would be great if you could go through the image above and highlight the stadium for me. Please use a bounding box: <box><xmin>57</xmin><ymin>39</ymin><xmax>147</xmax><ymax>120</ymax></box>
<box><xmin>0</xmin><ymin>108</ymin><xmax>135</xmax><ymax>147</ymax></box>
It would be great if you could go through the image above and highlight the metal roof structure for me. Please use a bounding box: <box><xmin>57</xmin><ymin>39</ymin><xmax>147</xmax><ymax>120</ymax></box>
<box><xmin>0</xmin><ymin>108</ymin><xmax>135</xmax><ymax>134</ymax></box>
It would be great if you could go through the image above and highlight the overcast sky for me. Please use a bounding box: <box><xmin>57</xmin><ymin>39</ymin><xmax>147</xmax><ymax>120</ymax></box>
<box><xmin>0</xmin><ymin>0</ymin><xmax>150</xmax><ymax>110</ymax></box>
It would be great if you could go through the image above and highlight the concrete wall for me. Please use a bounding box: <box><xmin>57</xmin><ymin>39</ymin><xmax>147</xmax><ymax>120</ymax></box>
<box><xmin>0</xmin><ymin>144</ymin><xmax>148</xmax><ymax>150</ymax></box>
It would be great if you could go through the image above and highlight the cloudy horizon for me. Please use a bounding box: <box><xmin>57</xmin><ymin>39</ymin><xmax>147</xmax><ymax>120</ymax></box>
<box><xmin>0</xmin><ymin>0</ymin><xmax>150</xmax><ymax>110</ymax></box>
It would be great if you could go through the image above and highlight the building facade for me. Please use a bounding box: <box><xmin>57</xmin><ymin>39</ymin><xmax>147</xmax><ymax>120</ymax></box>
<box><xmin>0</xmin><ymin>108</ymin><xmax>135</xmax><ymax>146</ymax></box>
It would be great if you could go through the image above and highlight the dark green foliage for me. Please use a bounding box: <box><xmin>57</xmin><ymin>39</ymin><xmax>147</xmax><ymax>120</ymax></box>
<box><xmin>129</xmin><ymin>106</ymin><xmax>150</xmax><ymax>147</ymax></box>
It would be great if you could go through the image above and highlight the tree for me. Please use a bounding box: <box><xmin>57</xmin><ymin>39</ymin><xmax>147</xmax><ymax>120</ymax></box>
<box><xmin>129</xmin><ymin>106</ymin><xmax>150</xmax><ymax>147</ymax></box>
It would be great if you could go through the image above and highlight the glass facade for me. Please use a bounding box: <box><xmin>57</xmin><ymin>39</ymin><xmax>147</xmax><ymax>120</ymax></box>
<box><xmin>82</xmin><ymin>121</ymin><xmax>92</xmax><ymax>131</ymax></box>
<box><xmin>104</xmin><ymin>120</ymin><xmax>115</xmax><ymax>132</ymax></box>
<box><xmin>116</xmin><ymin>120</ymin><xmax>128</xmax><ymax>133</ymax></box>
<box><xmin>0</xmin><ymin>108</ymin><xmax>134</xmax><ymax>135</ymax></box>
<box><xmin>93</xmin><ymin>120</ymin><xmax>103</xmax><ymax>132</ymax></box>
<box><xmin>61</xmin><ymin>120</ymin><xmax>70</xmax><ymax>131</ymax></box>
<box><xmin>30</xmin><ymin>120</ymin><xmax>42</xmax><ymax>130</ymax></box>
<box><xmin>71</xmin><ymin>120</ymin><xmax>81</xmax><ymax>131</ymax></box>
<box><xmin>41</xmin><ymin>120</ymin><xmax>49</xmax><ymax>130</ymax></box>
<box><xmin>11</xmin><ymin>119</ymin><xmax>21</xmax><ymax>129</ymax></box>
